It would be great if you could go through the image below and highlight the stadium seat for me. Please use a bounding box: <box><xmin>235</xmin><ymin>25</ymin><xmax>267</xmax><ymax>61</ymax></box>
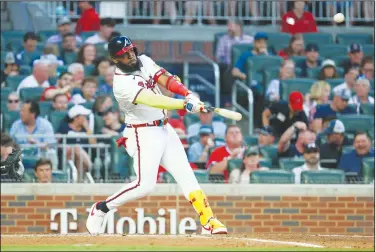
<box><xmin>39</xmin><ymin>30</ymin><xmax>58</xmax><ymax>42</ymax></box>
<box><xmin>326</xmin><ymin>78</ymin><xmax>345</xmax><ymax>90</ymax></box>
<box><xmin>48</xmin><ymin>76</ymin><xmax>58</xmax><ymax>86</ymax></box>
<box><xmin>57</xmin><ymin>65</ymin><xmax>68</xmax><ymax>74</ymax></box>
<box><xmin>95</xmin><ymin>43</ymin><xmax>109</xmax><ymax>58</ymax></box>
<box><xmin>319</xmin><ymin>159</ymin><xmax>338</xmax><ymax>169</ymax></box>
<box><xmin>336</xmin><ymin>115</ymin><xmax>375</xmax><ymax>134</ymax></box>
<box><xmin>19</xmin><ymin>87</ymin><xmax>44</xmax><ymax>102</ymax></box>
<box><xmin>1</xmin><ymin>87</ymin><xmax>12</xmax><ymax>101</ymax></box>
<box><xmin>307</xmin><ymin>67</ymin><xmax>344</xmax><ymax>79</ymax></box>
<box><xmin>300</xmin><ymin>170</ymin><xmax>345</xmax><ymax>184</ymax></box>
<box><xmin>62</xmin><ymin>52</ymin><xmax>78</xmax><ymax>65</ymax></box>
<box><xmin>231</xmin><ymin>43</ymin><xmax>253</xmax><ymax>66</ymax></box>
<box><xmin>49</xmin><ymin>111</ymin><xmax>68</xmax><ymax>132</ymax></box>
<box><xmin>213</xmin><ymin>32</ymin><xmax>227</xmax><ymax>56</ymax></box>
<box><xmin>279</xmin><ymin>158</ymin><xmax>305</xmax><ymax>171</ymax></box>
<box><xmin>227</xmin><ymin>158</ymin><xmax>242</xmax><ymax>173</ymax></box>
<box><xmin>1</xmin><ymin>101</ymin><xmax>8</xmax><ymax>114</ymax></box>
<box><xmin>248</xmin><ymin>56</ymin><xmax>283</xmax><ymax>72</ymax></box>
<box><xmin>94</xmin><ymin>115</ymin><xmax>105</xmax><ymax>134</ymax></box>
<box><xmin>80</xmin><ymin>31</ymin><xmax>97</xmax><ymax>41</ymax></box>
<box><xmin>289</xmin><ymin>56</ymin><xmax>306</xmax><ymax>64</ymax></box>
<box><xmin>280</xmin><ymin>78</ymin><xmax>316</xmax><ymax>101</ymax></box>
<box><xmin>244</xmin><ymin>135</ymin><xmax>258</xmax><ymax>146</ymax></box>
<box><xmin>22</xmin><ymin>155</ymin><xmax>39</xmax><ymax>170</ymax></box>
<box><xmin>360</xmin><ymin>103</ymin><xmax>374</xmax><ymax>115</ymax></box>
<box><xmin>161</xmin><ymin>172</ymin><xmax>176</xmax><ymax>183</ymax></box>
<box><xmin>320</xmin><ymin>44</ymin><xmax>348</xmax><ymax>59</ymax></box>
<box><xmin>260</xmin><ymin>145</ymin><xmax>279</xmax><ymax>168</ymax></box>
<box><xmin>267</xmin><ymin>32</ymin><xmax>291</xmax><ymax>51</ymax></box>
<box><xmin>362</xmin><ymin>44</ymin><xmax>375</xmax><ymax>57</ymax></box>
<box><xmin>82</xmin><ymin>101</ymin><xmax>94</xmax><ymax>110</ymax></box>
<box><xmin>361</xmin><ymin>158</ymin><xmax>375</xmax><ymax>184</ymax></box>
<box><xmin>19</xmin><ymin>65</ymin><xmax>32</xmax><ymax>75</ymax></box>
<box><xmin>52</xmin><ymin>170</ymin><xmax>68</xmax><ymax>183</ymax></box>
<box><xmin>5</xmin><ymin>75</ymin><xmax>27</xmax><ymax>91</ymax></box>
<box><xmin>2</xmin><ymin>31</ymin><xmax>25</xmax><ymax>48</ymax></box>
<box><xmin>188</xmin><ymin>135</ymin><xmax>200</xmax><ymax>145</ymax></box>
<box><xmin>303</xmin><ymin>32</ymin><xmax>333</xmax><ymax>45</ymax></box>
<box><xmin>23</xmin><ymin>169</ymin><xmax>35</xmax><ymax>182</ymax></box>
<box><xmin>39</xmin><ymin>101</ymin><xmax>53</xmax><ymax>118</ymax></box>
<box><xmin>272</xmin><ymin>43</ymin><xmax>289</xmax><ymax>54</ymax></box>
<box><xmin>260</xmin><ymin>159</ymin><xmax>272</xmax><ymax>168</ymax></box>
<box><xmin>332</xmin><ymin>56</ymin><xmax>350</xmax><ymax>68</ymax></box>
<box><xmin>2</xmin><ymin>111</ymin><xmax>20</xmax><ymax>133</ymax></box>
<box><xmin>183</xmin><ymin>113</ymin><xmax>199</xmax><ymax>128</ymax></box>
<box><xmin>194</xmin><ymin>170</ymin><xmax>209</xmax><ymax>183</ymax></box>
<box><xmin>84</xmin><ymin>65</ymin><xmax>95</xmax><ymax>77</ymax></box>
<box><xmin>213</xmin><ymin>115</ymin><xmax>224</xmax><ymax>122</ymax></box>
<box><xmin>336</xmin><ymin>33</ymin><xmax>373</xmax><ymax>45</ymax></box>
<box><xmin>250</xmin><ymin>170</ymin><xmax>295</xmax><ymax>184</ymax></box>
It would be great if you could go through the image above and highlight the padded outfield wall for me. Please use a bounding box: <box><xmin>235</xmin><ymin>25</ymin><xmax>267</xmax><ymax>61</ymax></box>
<box><xmin>1</xmin><ymin>184</ymin><xmax>374</xmax><ymax>235</ymax></box>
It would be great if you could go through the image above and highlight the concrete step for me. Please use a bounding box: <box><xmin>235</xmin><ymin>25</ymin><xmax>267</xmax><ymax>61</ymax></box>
<box><xmin>1</xmin><ymin>10</ymin><xmax>8</xmax><ymax>21</ymax></box>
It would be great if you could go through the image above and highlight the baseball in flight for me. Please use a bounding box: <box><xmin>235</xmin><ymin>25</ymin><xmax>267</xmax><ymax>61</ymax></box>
<box><xmin>333</xmin><ymin>13</ymin><xmax>345</xmax><ymax>23</ymax></box>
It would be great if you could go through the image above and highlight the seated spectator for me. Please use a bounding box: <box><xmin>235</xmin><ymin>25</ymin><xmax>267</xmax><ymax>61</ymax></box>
<box><xmin>262</xmin><ymin>91</ymin><xmax>308</xmax><ymax>137</ymax></box>
<box><xmin>266</xmin><ymin>60</ymin><xmax>295</xmax><ymax>102</ymax></box>
<box><xmin>77</xmin><ymin>43</ymin><xmax>96</xmax><ymax>66</ymax></box>
<box><xmin>34</xmin><ymin>158</ymin><xmax>53</xmax><ymax>183</ymax></box>
<box><xmin>349</xmin><ymin>77</ymin><xmax>375</xmax><ymax>111</ymax></box>
<box><xmin>304</xmin><ymin>81</ymin><xmax>331</xmax><ymax>123</ymax></box>
<box><xmin>215</xmin><ymin>19</ymin><xmax>253</xmax><ymax>65</ymax></box>
<box><xmin>187</xmin><ymin>107</ymin><xmax>227</xmax><ymax>140</ymax></box>
<box><xmin>206</xmin><ymin>125</ymin><xmax>245</xmax><ymax>181</ymax></box>
<box><xmin>281</xmin><ymin>0</ymin><xmax>317</xmax><ymax>34</ymax></box>
<box><xmin>296</xmin><ymin>43</ymin><xmax>321</xmax><ymax>77</ymax></box>
<box><xmin>338</xmin><ymin>132</ymin><xmax>374</xmax><ymax>174</ymax></box>
<box><xmin>57</xmin><ymin>105</ymin><xmax>95</xmax><ymax>174</ymax></box>
<box><xmin>85</xmin><ymin>18</ymin><xmax>116</xmax><ymax>44</ymax></box>
<box><xmin>278</xmin><ymin>122</ymin><xmax>316</xmax><ymax>158</ymax></box>
<box><xmin>68</xmin><ymin>63</ymin><xmax>85</xmax><ymax>88</ymax></box>
<box><xmin>52</xmin><ymin>94</ymin><xmax>69</xmax><ymax>112</ymax></box>
<box><xmin>60</xmin><ymin>33</ymin><xmax>80</xmax><ymax>64</ymax></box>
<box><xmin>292</xmin><ymin>143</ymin><xmax>324</xmax><ymax>184</ymax></box>
<box><xmin>360</xmin><ymin>56</ymin><xmax>374</xmax><ymax>81</ymax></box>
<box><xmin>15</xmin><ymin>32</ymin><xmax>41</xmax><ymax>66</ymax></box>
<box><xmin>93</xmin><ymin>57</ymin><xmax>111</xmax><ymax>77</ymax></box>
<box><xmin>342</xmin><ymin>43</ymin><xmax>364</xmax><ymax>74</ymax></box>
<box><xmin>0</xmin><ymin>52</ymin><xmax>20</xmax><ymax>86</ymax></box>
<box><xmin>312</xmin><ymin>89</ymin><xmax>356</xmax><ymax>133</ymax></box>
<box><xmin>318</xmin><ymin>59</ymin><xmax>338</xmax><ymax>80</ymax></box>
<box><xmin>102</xmin><ymin>107</ymin><xmax>125</xmax><ymax>136</ymax></box>
<box><xmin>75</xmin><ymin>1</ymin><xmax>100</xmax><ymax>35</ymax></box>
<box><xmin>278</xmin><ymin>34</ymin><xmax>305</xmax><ymax>60</ymax></box>
<box><xmin>92</xmin><ymin>95</ymin><xmax>113</xmax><ymax>115</ymax></box>
<box><xmin>333</xmin><ymin>67</ymin><xmax>360</xmax><ymax>93</ymax></box>
<box><xmin>256</xmin><ymin>126</ymin><xmax>277</xmax><ymax>147</ymax></box>
<box><xmin>317</xmin><ymin>119</ymin><xmax>351</xmax><ymax>168</ymax></box>
<box><xmin>188</xmin><ymin>125</ymin><xmax>224</xmax><ymax>163</ymax></box>
<box><xmin>40</xmin><ymin>72</ymin><xmax>73</xmax><ymax>101</ymax></box>
<box><xmin>46</xmin><ymin>16</ymin><xmax>83</xmax><ymax>45</ymax></box>
<box><xmin>17</xmin><ymin>61</ymin><xmax>50</xmax><ymax>95</ymax></box>
<box><xmin>228</xmin><ymin>147</ymin><xmax>269</xmax><ymax>184</ymax></box>
<box><xmin>98</xmin><ymin>66</ymin><xmax>115</xmax><ymax>95</ymax></box>
<box><xmin>70</xmin><ymin>77</ymin><xmax>97</xmax><ymax>104</ymax></box>
<box><xmin>231</xmin><ymin>32</ymin><xmax>272</xmax><ymax>81</ymax></box>
<box><xmin>10</xmin><ymin>101</ymin><xmax>56</xmax><ymax>157</ymax></box>
<box><xmin>7</xmin><ymin>92</ymin><xmax>20</xmax><ymax>112</ymax></box>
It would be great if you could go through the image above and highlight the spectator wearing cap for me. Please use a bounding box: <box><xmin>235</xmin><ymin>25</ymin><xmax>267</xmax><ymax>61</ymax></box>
<box><xmin>70</xmin><ymin>77</ymin><xmax>97</xmax><ymax>104</ymax></box>
<box><xmin>85</xmin><ymin>18</ymin><xmax>116</xmax><ymax>44</ymax></box>
<box><xmin>98</xmin><ymin>66</ymin><xmax>115</xmax><ymax>95</ymax></box>
<box><xmin>206</xmin><ymin>125</ymin><xmax>245</xmax><ymax>182</ymax></box>
<box><xmin>215</xmin><ymin>19</ymin><xmax>254</xmax><ymax>65</ymax></box>
<box><xmin>16</xmin><ymin>61</ymin><xmax>50</xmax><ymax>95</ymax></box>
<box><xmin>228</xmin><ymin>147</ymin><xmax>269</xmax><ymax>184</ymax></box>
<box><xmin>304</xmin><ymin>81</ymin><xmax>331</xmax><ymax>122</ymax></box>
<box><xmin>278</xmin><ymin>33</ymin><xmax>305</xmax><ymax>60</ymax></box>
<box><xmin>57</xmin><ymin>105</ymin><xmax>95</xmax><ymax>174</ymax></box>
<box><xmin>342</xmin><ymin>43</ymin><xmax>364</xmax><ymax>74</ymax></box>
<box><xmin>52</xmin><ymin>94</ymin><xmax>69</xmax><ymax>112</ymax></box>
<box><xmin>349</xmin><ymin>77</ymin><xmax>375</xmax><ymax>112</ymax></box>
<box><xmin>292</xmin><ymin>143</ymin><xmax>324</xmax><ymax>184</ymax></box>
<box><xmin>34</xmin><ymin>158</ymin><xmax>53</xmax><ymax>183</ymax></box>
<box><xmin>16</xmin><ymin>32</ymin><xmax>41</xmax><ymax>66</ymax></box>
<box><xmin>68</xmin><ymin>63</ymin><xmax>85</xmax><ymax>88</ymax></box>
<box><xmin>0</xmin><ymin>52</ymin><xmax>20</xmax><ymax>86</ymax></box>
<box><xmin>338</xmin><ymin>132</ymin><xmax>374</xmax><ymax>174</ymax></box>
<box><xmin>281</xmin><ymin>0</ymin><xmax>317</xmax><ymax>34</ymax></box>
<box><xmin>7</xmin><ymin>92</ymin><xmax>20</xmax><ymax>112</ymax></box>
<box><xmin>46</xmin><ymin>17</ymin><xmax>83</xmax><ymax>45</ymax></box>
<box><xmin>188</xmin><ymin>125</ymin><xmax>224</xmax><ymax>163</ymax></box>
<box><xmin>312</xmin><ymin>88</ymin><xmax>356</xmax><ymax>133</ymax></box>
<box><xmin>232</xmin><ymin>32</ymin><xmax>273</xmax><ymax>81</ymax></box>
<box><xmin>187</xmin><ymin>104</ymin><xmax>227</xmax><ymax>140</ymax></box>
<box><xmin>266</xmin><ymin>60</ymin><xmax>296</xmax><ymax>102</ymax></box>
<box><xmin>333</xmin><ymin>67</ymin><xmax>360</xmax><ymax>93</ymax></box>
<box><xmin>318</xmin><ymin>59</ymin><xmax>338</xmax><ymax>80</ymax></box>
<box><xmin>40</xmin><ymin>72</ymin><xmax>73</xmax><ymax>102</ymax></box>
<box><xmin>360</xmin><ymin>56</ymin><xmax>374</xmax><ymax>81</ymax></box>
<box><xmin>257</xmin><ymin>126</ymin><xmax>277</xmax><ymax>147</ymax></box>
<box><xmin>75</xmin><ymin>1</ymin><xmax>100</xmax><ymax>35</ymax></box>
<box><xmin>262</xmin><ymin>91</ymin><xmax>308</xmax><ymax>137</ymax></box>
<box><xmin>317</xmin><ymin>119</ymin><xmax>351</xmax><ymax>169</ymax></box>
<box><xmin>296</xmin><ymin>43</ymin><xmax>321</xmax><ymax>77</ymax></box>
<box><xmin>101</xmin><ymin>107</ymin><xmax>125</xmax><ymax>136</ymax></box>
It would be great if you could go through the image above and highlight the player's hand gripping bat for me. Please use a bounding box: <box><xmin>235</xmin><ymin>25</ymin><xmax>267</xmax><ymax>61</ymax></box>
<box><xmin>204</xmin><ymin>106</ymin><xmax>242</xmax><ymax>121</ymax></box>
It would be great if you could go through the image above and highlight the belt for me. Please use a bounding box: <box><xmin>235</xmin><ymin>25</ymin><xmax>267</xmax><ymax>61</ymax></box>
<box><xmin>126</xmin><ymin>118</ymin><xmax>168</xmax><ymax>128</ymax></box>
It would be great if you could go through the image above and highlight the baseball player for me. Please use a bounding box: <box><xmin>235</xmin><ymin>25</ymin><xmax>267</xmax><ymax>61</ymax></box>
<box><xmin>86</xmin><ymin>36</ymin><xmax>227</xmax><ymax>235</ymax></box>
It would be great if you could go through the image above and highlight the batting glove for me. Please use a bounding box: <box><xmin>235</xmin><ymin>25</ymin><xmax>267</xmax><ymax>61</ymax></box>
<box><xmin>184</xmin><ymin>99</ymin><xmax>204</xmax><ymax>113</ymax></box>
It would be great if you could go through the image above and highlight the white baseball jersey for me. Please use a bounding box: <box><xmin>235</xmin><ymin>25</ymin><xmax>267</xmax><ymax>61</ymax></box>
<box><xmin>113</xmin><ymin>55</ymin><xmax>167</xmax><ymax>124</ymax></box>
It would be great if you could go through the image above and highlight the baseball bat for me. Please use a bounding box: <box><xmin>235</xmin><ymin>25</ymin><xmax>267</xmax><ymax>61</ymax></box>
<box><xmin>205</xmin><ymin>106</ymin><xmax>243</xmax><ymax>121</ymax></box>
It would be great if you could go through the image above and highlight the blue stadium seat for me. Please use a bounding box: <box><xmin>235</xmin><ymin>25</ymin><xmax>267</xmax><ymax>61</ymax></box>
<box><xmin>280</xmin><ymin>78</ymin><xmax>316</xmax><ymax>100</ymax></box>
<box><xmin>336</xmin><ymin>114</ymin><xmax>375</xmax><ymax>134</ymax></box>
<box><xmin>6</xmin><ymin>75</ymin><xmax>27</xmax><ymax>91</ymax></box>
<box><xmin>19</xmin><ymin>87</ymin><xmax>44</xmax><ymax>102</ymax></box>
<box><xmin>1</xmin><ymin>87</ymin><xmax>12</xmax><ymax>101</ymax></box>
<box><xmin>301</xmin><ymin>170</ymin><xmax>345</xmax><ymax>184</ymax></box>
<box><xmin>326</xmin><ymin>78</ymin><xmax>345</xmax><ymax>90</ymax></box>
<box><xmin>336</xmin><ymin>33</ymin><xmax>373</xmax><ymax>45</ymax></box>
<box><xmin>320</xmin><ymin>44</ymin><xmax>348</xmax><ymax>59</ymax></box>
<box><xmin>2</xmin><ymin>111</ymin><xmax>20</xmax><ymax>133</ymax></box>
<box><xmin>39</xmin><ymin>101</ymin><xmax>53</xmax><ymax>118</ymax></box>
<box><xmin>80</xmin><ymin>31</ymin><xmax>97</xmax><ymax>41</ymax></box>
<box><xmin>363</xmin><ymin>45</ymin><xmax>375</xmax><ymax>57</ymax></box>
<box><xmin>303</xmin><ymin>33</ymin><xmax>333</xmax><ymax>45</ymax></box>
<box><xmin>267</xmin><ymin>32</ymin><xmax>291</xmax><ymax>50</ymax></box>
<box><xmin>84</xmin><ymin>65</ymin><xmax>95</xmax><ymax>77</ymax></box>
<box><xmin>22</xmin><ymin>155</ymin><xmax>39</xmax><ymax>170</ymax></box>
<box><xmin>248</xmin><ymin>56</ymin><xmax>283</xmax><ymax>72</ymax></box>
<box><xmin>39</xmin><ymin>30</ymin><xmax>58</xmax><ymax>42</ymax></box>
<box><xmin>49</xmin><ymin>111</ymin><xmax>68</xmax><ymax>132</ymax></box>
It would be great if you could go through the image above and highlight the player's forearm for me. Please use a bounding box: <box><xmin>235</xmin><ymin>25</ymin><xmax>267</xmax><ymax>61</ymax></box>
<box><xmin>156</xmin><ymin>72</ymin><xmax>190</xmax><ymax>97</ymax></box>
<box><xmin>135</xmin><ymin>89</ymin><xmax>185</xmax><ymax>110</ymax></box>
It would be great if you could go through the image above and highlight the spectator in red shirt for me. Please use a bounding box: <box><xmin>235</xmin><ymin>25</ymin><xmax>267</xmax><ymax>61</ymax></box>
<box><xmin>278</xmin><ymin>33</ymin><xmax>305</xmax><ymax>60</ymax></box>
<box><xmin>75</xmin><ymin>1</ymin><xmax>100</xmax><ymax>35</ymax></box>
<box><xmin>281</xmin><ymin>1</ymin><xmax>318</xmax><ymax>34</ymax></box>
<box><xmin>206</xmin><ymin>125</ymin><xmax>245</xmax><ymax>182</ymax></box>
<box><xmin>40</xmin><ymin>72</ymin><xmax>73</xmax><ymax>101</ymax></box>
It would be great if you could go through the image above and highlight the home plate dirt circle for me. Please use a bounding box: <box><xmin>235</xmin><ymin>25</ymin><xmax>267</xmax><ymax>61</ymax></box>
<box><xmin>1</xmin><ymin>233</ymin><xmax>374</xmax><ymax>250</ymax></box>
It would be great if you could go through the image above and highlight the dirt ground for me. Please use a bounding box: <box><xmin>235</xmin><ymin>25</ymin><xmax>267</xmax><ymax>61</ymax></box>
<box><xmin>1</xmin><ymin>233</ymin><xmax>374</xmax><ymax>250</ymax></box>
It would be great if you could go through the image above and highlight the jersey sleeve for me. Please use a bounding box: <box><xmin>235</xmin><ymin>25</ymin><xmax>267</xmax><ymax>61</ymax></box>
<box><xmin>113</xmin><ymin>74</ymin><xmax>144</xmax><ymax>105</ymax></box>
<box><xmin>139</xmin><ymin>55</ymin><xmax>166</xmax><ymax>80</ymax></box>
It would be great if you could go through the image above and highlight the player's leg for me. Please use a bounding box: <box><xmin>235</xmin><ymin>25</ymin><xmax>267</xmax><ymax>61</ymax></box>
<box><xmin>160</xmin><ymin>124</ymin><xmax>227</xmax><ymax>234</ymax></box>
<box><xmin>86</xmin><ymin>127</ymin><xmax>166</xmax><ymax>234</ymax></box>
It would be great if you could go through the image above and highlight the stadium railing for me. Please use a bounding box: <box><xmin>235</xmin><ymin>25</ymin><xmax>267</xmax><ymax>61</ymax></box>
<box><xmin>232</xmin><ymin>79</ymin><xmax>253</xmax><ymax>135</ymax></box>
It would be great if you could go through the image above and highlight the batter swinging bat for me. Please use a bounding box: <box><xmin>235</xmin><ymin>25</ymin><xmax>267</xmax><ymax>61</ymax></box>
<box><xmin>204</xmin><ymin>106</ymin><xmax>242</xmax><ymax>121</ymax></box>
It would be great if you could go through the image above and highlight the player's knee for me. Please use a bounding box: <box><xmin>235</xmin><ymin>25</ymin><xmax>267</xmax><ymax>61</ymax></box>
<box><xmin>138</xmin><ymin>179</ymin><xmax>157</xmax><ymax>195</ymax></box>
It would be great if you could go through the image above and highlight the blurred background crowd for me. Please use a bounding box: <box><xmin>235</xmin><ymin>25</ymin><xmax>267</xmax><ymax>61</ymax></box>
<box><xmin>0</xmin><ymin>0</ymin><xmax>374</xmax><ymax>185</ymax></box>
